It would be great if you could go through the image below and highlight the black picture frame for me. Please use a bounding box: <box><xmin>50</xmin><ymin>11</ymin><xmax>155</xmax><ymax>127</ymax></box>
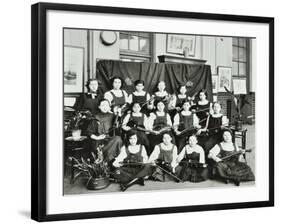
<box><xmin>31</xmin><ymin>2</ymin><xmax>274</xmax><ymax>222</ymax></box>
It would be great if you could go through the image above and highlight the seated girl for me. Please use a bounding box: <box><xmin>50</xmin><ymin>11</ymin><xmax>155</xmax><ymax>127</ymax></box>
<box><xmin>128</xmin><ymin>80</ymin><xmax>152</xmax><ymax>115</ymax></box>
<box><xmin>122</xmin><ymin>102</ymin><xmax>150</xmax><ymax>150</ymax></box>
<box><xmin>104</xmin><ymin>76</ymin><xmax>130</xmax><ymax>116</ymax></box>
<box><xmin>148</xmin><ymin>133</ymin><xmax>178</xmax><ymax>182</ymax></box>
<box><xmin>112</xmin><ymin>131</ymin><xmax>151</xmax><ymax>191</ymax></box>
<box><xmin>147</xmin><ymin>100</ymin><xmax>174</xmax><ymax>153</ymax></box>
<box><xmin>151</xmin><ymin>81</ymin><xmax>171</xmax><ymax>112</ymax></box>
<box><xmin>208</xmin><ymin>130</ymin><xmax>255</xmax><ymax>186</ymax></box>
<box><xmin>204</xmin><ymin>102</ymin><xmax>229</xmax><ymax>154</ymax></box>
<box><xmin>175</xmin><ymin>135</ymin><xmax>208</xmax><ymax>182</ymax></box>
<box><xmin>173</xmin><ymin>100</ymin><xmax>201</xmax><ymax>152</ymax></box>
<box><xmin>168</xmin><ymin>84</ymin><xmax>188</xmax><ymax>119</ymax></box>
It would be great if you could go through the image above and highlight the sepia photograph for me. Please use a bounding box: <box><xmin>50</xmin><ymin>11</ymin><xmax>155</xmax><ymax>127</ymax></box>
<box><xmin>63</xmin><ymin>29</ymin><xmax>256</xmax><ymax>195</ymax></box>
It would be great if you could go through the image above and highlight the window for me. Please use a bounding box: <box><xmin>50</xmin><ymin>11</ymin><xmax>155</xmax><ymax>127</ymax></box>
<box><xmin>232</xmin><ymin>37</ymin><xmax>249</xmax><ymax>77</ymax></box>
<box><xmin>119</xmin><ymin>32</ymin><xmax>153</xmax><ymax>62</ymax></box>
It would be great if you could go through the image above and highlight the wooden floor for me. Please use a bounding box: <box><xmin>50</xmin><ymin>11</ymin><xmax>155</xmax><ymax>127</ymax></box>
<box><xmin>64</xmin><ymin>124</ymin><xmax>255</xmax><ymax>195</ymax></box>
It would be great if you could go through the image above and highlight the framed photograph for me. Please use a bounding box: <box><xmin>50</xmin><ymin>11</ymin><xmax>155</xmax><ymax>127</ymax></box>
<box><xmin>218</xmin><ymin>66</ymin><xmax>232</xmax><ymax>92</ymax></box>
<box><xmin>64</xmin><ymin>46</ymin><xmax>84</xmax><ymax>93</ymax></box>
<box><xmin>31</xmin><ymin>2</ymin><xmax>274</xmax><ymax>222</ymax></box>
<box><xmin>212</xmin><ymin>75</ymin><xmax>218</xmax><ymax>93</ymax></box>
<box><xmin>166</xmin><ymin>34</ymin><xmax>196</xmax><ymax>56</ymax></box>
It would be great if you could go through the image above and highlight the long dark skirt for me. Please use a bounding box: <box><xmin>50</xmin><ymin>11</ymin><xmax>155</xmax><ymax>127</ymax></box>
<box><xmin>175</xmin><ymin>162</ymin><xmax>208</xmax><ymax>182</ymax></box>
<box><xmin>215</xmin><ymin>159</ymin><xmax>255</xmax><ymax>182</ymax></box>
<box><xmin>113</xmin><ymin>164</ymin><xmax>152</xmax><ymax>183</ymax></box>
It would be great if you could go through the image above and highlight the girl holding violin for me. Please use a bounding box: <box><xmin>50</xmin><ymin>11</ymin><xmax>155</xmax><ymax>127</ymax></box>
<box><xmin>122</xmin><ymin>102</ymin><xmax>150</xmax><ymax>150</ymax></box>
<box><xmin>204</xmin><ymin>102</ymin><xmax>229</xmax><ymax>154</ymax></box>
<box><xmin>104</xmin><ymin>76</ymin><xmax>130</xmax><ymax>116</ymax></box>
<box><xmin>173</xmin><ymin>100</ymin><xmax>201</xmax><ymax>152</ymax></box>
<box><xmin>208</xmin><ymin>130</ymin><xmax>255</xmax><ymax>186</ymax></box>
<box><xmin>128</xmin><ymin>80</ymin><xmax>153</xmax><ymax>115</ymax></box>
<box><xmin>147</xmin><ymin>100</ymin><xmax>174</xmax><ymax>154</ymax></box>
<box><xmin>112</xmin><ymin>131</ymin><xmax>151</xmax><ymax>191</ymax></box>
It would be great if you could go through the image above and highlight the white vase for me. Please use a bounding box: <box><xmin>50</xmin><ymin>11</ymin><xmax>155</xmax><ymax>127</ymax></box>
<box><xmin>72</xmin><ymin>129</ymin><xmax>82</xmax><ymax>140</ymax></box>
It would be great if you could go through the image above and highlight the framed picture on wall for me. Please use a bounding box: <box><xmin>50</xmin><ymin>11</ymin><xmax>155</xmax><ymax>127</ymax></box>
<box><xmin>31</xmin><ymin>2</ymin><xmax>274</xmax><ymax>222</ymax></box>
<box><xmin>166</xmin><ymin>34</ymin><xmax>196</xmax><ymax>56</ymax></box>
<box><xmin>212</xmin><ymin>75</ymin><xmax>218</xmax><ymax>93</ymax></box>
<box><xmin>218</xmin><ymin>66</ymin><xmax>232</xmax><ymax>92</ymax></box>
<box><xmin>64</xmin><ymin>46</ymin><xmax>84</xmax><ymax>93</ymax></box>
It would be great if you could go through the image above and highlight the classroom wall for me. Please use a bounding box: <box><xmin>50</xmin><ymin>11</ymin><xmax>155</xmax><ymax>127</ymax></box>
<box><xmin>63</xmin><ymin>30</ymin><xmax>255</xmax><ymax>122</ymax></box>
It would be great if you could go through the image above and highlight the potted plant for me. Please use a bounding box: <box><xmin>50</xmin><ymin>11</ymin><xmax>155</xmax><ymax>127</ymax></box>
<box><xmin>70</xmin><ymin>144</ymin><xmax>111</xmax><ymax>190</ymax></box>
<box><xmin>224</xmin><ymin>86</ymin><xmax>250</xmax><ymax>130</ymax></box>
<box><xmin>68</xmin><ymin>111</ymin><xmax>88</xmax><ymax>140</ymax></box>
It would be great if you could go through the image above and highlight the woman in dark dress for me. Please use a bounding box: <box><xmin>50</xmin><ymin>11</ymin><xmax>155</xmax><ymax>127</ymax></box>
<box><xmin>208</xmin><ymin>130</ymin><xmax>255</xmax><ymax>186</ymax></box>
<box><xmin>86</xmin><ymin>99</ymin><xmax>122</xmax><ymax>163</ymax></box>
<box><xmin>175</xmin><ymin>135</ymin><xmax>208</xmax><ymax>182</ymax></box>
<box><xmin>74</xmin><ymin>79</ymin><xmax>103</xmax><ymax>114</ymax></box>
<box><xmin>112</xmin><ymin>131</ymin><xmax>151</xmax><ymax>191</ymax></box>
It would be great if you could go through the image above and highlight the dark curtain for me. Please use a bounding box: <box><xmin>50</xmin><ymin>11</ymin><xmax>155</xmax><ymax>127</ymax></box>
<box><xmin>164</xmin><ymin>63</ymin><xmax>213</xmax><ymax>101</ymax></box>
<box><xmin>96</xmin><ymin>60</ymin><xmax>213</xmax><ymax>101</ymax></box>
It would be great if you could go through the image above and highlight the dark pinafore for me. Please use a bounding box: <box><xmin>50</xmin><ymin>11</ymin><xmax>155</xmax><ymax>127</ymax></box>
<box><xmin>204</xmin><ymin>115</ymin><xmax>224</xmax><ymax>153</ymax></box>
<box><xmin>132</xmin><ymin>92</ymin><xmax>149</xmax><ymax>114</ymax></box>
<box><xmin>169</xmin><ymin>94</ymin><xmax>188</xmax><ymax>119</ymax></box>
<box><xmin>114</xmin><ymin>145</ymin><xmax>150</xmax><ymax>183</ymax></box>
<box><xmin>195</xmin><ymin>101</ymin><xmax>210</xmax><ymax>150</ymax></box>
<box><xmin>215</xmin><ymin>143</ymin><xmax>255</xmax><ymax>183</ymax></box>
<box><xmin>151</xmin><ymin>144</ymin><xmax>175</xmax><ymax>182</ymax></box>
<box><xmin>149</xmin><ymin>112</ymin><xmax>173</xmax><ymax>154</ymax></box>
<box><xmin>129</xmin><ymin>113</ymin><xmax>150</xmax><ymax>151</ymax></box>
<box><xmin>176</xmin><ymin>113</ymin><xmax>196</xmax><ymax>152</ymax></box>
<box><xmin>132</xmin><ymin>92</ymin><xmax>148</xmax><ymax>104</ymax></box>
<box><xmin>176</xmin><ymin>150</ymin><xmax>208</xmax><ymax>182</ymax></box>
<box><xmin>195</xmin><ymin>101</ymin><xmax>210</xmax><ymax>127</ymax></box>
<box><xmin>176</xmin><ymin>95</ymin><xmax>187</xmax><ymax>108</ymax></box>
<box><xmin>110</xmin><ymin>90</ymin><xmax>126</xmax><ymax>108</ymax></box>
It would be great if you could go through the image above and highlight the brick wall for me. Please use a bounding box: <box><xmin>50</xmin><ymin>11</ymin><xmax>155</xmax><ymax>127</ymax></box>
<box><xmin>215</xmin><ymin>92</ymin><xmax>255</xmax><ymax>124</ymax></box>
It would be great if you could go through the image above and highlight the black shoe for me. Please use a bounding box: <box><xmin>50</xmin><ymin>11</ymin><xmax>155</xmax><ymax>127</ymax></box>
<box><xmin>224</xmin><ymin>179</ymin><xmax>230</xmax><ymax>184</ymax></box>
<box><xmin>234</xmin><ymin>179</ymin><xmax>240</xmax><ymax>186</ymax></box>
<box><xmin>137</xmin><ymin>177</ymin><xmax>145</xmax><ymax>186</ymax></box>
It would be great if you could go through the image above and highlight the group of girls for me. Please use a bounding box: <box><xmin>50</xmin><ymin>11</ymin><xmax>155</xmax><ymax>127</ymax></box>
<box><xmin>75</xmin><ymin>76</ymin><xmax>255</xmax><ymax>191</ymax></box>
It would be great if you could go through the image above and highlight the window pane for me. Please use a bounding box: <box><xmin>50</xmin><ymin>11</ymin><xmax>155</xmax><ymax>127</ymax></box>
<box><xmin>233</xmin><ymin>62</ymin><xmax>238</xmax><ymax>76</ymax></box>
<box><xmin>129</xmin><ymin>35</ymin><xmax>139</xmax><ymax>51</ymax></box>
<box><xmin>233</xmin><ymin>46</ymin><xmax>238</xmax><ymax>60</ymax></box>
<box><xmin>239</xmin><ymin>47</ymin><xmax>247</xmax><ymax>62</ymax></box>
<box><xmin>239</xmin><ymin>62</ymin><xmax>246</xmax><ymax>76</ymax></box>
<box><xmin>233</xmin><ymin>37</ymin><xmax>238</xmax><ymax>45</ymax></box>
<box><xmin>239</xmin><ymin>38</ymin><xmax>247</xmax><ymax>47</ymax></box>
<box><xmin>120</xmin><ymin>33</ymin><xmax>128</xmax><ymax>50</ymax></box>
<box><xmin>139</xmin><ymin>37</ymin><xmax>150</xmax><ymax>53</ymax></box>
